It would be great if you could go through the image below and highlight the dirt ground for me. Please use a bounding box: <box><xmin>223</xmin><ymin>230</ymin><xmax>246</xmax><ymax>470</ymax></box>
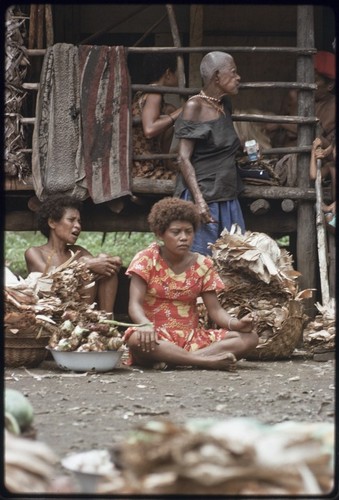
<box><xmin>4</xmin><ymin>351</ymin><xmax>335</xmax><ymax>467</ymax></box>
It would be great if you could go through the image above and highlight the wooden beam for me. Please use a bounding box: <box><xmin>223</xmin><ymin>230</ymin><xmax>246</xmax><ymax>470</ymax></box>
<box><xmin>132</xmin><ymin>13</ymin><xmax>167</xmax><ymax>47</ymax></box>
<box><xmin>79</xmin><ymin>6</ymin><xmax>148</xmax><ymax>44</ymax></box>
<box><xmin>4</xmin><ymin>175</ymin><xmax>321</xmax><ymax>201</ymax></box>
<box><xmin>26</xmin><ymin>46</ymin><xmax>318</xmax><ymax>57</ymax></box>
<box><xmin>5</xmin><ymin>206</ymin><xmax>298</xmax><ymax>234</ymax></box>
<box><xmin>5</xmin><ymin>210</ymin><xmax>150</xmax><ymax>233</ymax></box>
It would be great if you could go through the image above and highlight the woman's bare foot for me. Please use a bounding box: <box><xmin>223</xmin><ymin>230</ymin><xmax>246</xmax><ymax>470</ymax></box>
<box><xmin>204</xmin><ymin>352</ymin><xmax>237</xmax><ymax>371</ymax></box>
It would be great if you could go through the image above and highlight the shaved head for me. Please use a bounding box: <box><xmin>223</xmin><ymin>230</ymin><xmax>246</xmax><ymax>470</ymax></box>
<box><xmin>200</xmin><ymin>51</ymin><xmax>234</xmax><ymax>85</ymax></box>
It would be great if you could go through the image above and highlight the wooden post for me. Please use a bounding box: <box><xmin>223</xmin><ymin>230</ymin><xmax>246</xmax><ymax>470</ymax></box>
<box><xmin>189</xmin><ymin>5</ymin><xmax>204</xmax><ymax>88</ymax></box>
<box><xmin>28</xmin><ymin>4</ymin><xmax>37</xmax><ymax>49</ymax></box>
<box><xmin>296</xmin><ymin>5</ymin><xmax>317</xmax><ymax>318</ymax></box>
<box><xmin>36</xmin><ymin>4</ymin><xmax>45</xmax><ymax>49</ymax></box>
<box><xmin>166</xmin><ymin>4</ymin><xmax>186</xmax><ymax>102</ymax></box>
<box><xmin>45</xmin><ymin>4</ymin><xmax>54</xmax><ymax>47</ymax></box>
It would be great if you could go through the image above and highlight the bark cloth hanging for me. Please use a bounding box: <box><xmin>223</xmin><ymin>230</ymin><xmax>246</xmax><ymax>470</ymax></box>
<box><xmin>32</xmin><ymin>43</ymin><xmax>131</xmax><ymax>203</ymax></box>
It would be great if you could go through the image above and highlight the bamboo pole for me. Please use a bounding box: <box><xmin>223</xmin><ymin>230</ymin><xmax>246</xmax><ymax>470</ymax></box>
<box><xmin>315</xmin><ymin>159</ymin><xmax>330</xmax><ymax>305</ymax></box>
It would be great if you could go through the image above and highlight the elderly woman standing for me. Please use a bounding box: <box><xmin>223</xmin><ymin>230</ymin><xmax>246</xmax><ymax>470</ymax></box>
<box><xmin>174</xmin><ymin>51</ymin><xmax>245</xmax><ymax>256</ymax></box>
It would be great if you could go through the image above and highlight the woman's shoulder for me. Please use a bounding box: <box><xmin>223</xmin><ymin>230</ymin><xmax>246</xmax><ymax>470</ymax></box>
<box><xmin>25</xmin><ymin>244</ymin><xmax>44</xmax><ymax>257</ymax></box>
<box><xmin>194</xmin><ymin>252</ymin><xmax>215</xmax><ymax>270</ymax></box>
<box><xmin>127</xmin><ymin>242</ymin><xmax>159</xmax><ymax>275</ymax></box>
<box><xmin>130</xmin><ymin>242</ymin><xmax>159</xmax><ymax>262</ymax></box>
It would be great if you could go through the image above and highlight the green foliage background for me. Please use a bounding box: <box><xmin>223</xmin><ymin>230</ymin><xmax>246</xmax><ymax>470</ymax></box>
<box><xmin>5</xmin><ymin>231</ymin><xmax>154</xmax><ymax>278</ymax></box>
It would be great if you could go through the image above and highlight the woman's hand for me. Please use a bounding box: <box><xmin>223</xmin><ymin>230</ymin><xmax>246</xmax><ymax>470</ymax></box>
<box><xmin>312</xmin><ymin>138</ymin><xmax>333</xmax><ymax>160</ymax></box>
<box><xmin>236</xmin><ymin>313</ymin><xmax>256</xmax><ymax>333</ymax></box>
<box><xmin>86</xmin><ymin>254</ymin><xmax>122</xmax><ymax>278</ymax></box>
<box><xmin>136</xmin><ymin>324</ymin><xmax>159</xmax><ymax>352</ymax></box>
<box><xmin>196</xmin><ymin>198</ymin><xmax>215</xmax><ymax>224</ymax></box>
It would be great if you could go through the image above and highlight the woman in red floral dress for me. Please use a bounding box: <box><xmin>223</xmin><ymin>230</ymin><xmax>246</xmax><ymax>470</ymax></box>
<box><xmin>123</xmin><ymin>198</ymin><xmax>258</xmax><ymax>371</ymax></box>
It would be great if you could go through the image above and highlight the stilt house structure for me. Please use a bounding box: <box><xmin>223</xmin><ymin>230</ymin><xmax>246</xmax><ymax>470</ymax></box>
<box><xmin>4</xmin><ymin>4</ymin><xmax>335</xmax><ymax>315</ymax></box>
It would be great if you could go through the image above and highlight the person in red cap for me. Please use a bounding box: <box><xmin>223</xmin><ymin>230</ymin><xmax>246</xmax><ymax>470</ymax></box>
<box><xmin>274</xmin><ymin>50</ymin><xmax>335</xmax><ymax>149</ymax></box>
<box><xmin>313</xmin><ymin>51</ymin><xmax>336</xmax><ymax>148</ymax></box>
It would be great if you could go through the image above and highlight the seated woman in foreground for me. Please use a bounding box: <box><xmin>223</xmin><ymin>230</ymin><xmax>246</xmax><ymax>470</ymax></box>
<box><xmin>24</xmin><ymin>194</ymin><xmax>122</xmax><ymax>315</ymax></box>
<box><xmin>123</xmin><ymin>198</ymin><xmax>258</xmax><ymax>371</ymax></box>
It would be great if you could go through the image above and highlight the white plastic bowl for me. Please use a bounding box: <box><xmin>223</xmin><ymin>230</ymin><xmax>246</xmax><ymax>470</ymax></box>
<box><xmin>61</xmin><ymin>450</ymin><xmax>114</xmax><ymax>492</ymax></box>
<box><xmin>47</xmin><ymin>348</ymin><xmax>123</xmax><ymax>372</ymax></box>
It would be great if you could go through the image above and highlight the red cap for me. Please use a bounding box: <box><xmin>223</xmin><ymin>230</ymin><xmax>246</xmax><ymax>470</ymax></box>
<box><xmin>314</xmin><ymin>51</ymin><xmax>336</xmax><ymax>80</ymax></box>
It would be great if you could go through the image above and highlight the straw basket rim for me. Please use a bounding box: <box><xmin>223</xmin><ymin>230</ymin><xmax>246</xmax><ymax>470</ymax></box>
<box><xmin>5</xmin><ymin>325</ymin><xmax>51</xmax><ymax>339</ymax></box>
<box><xmin>5</xmin><ymin>328</ymin><xmax>51</xmax><ymax>368</ymax></box>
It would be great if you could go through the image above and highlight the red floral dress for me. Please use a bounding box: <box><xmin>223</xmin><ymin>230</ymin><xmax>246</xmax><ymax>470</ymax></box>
<box><xmin>123</xmin><ymin>242</ymin><xmax>230</xmax><ymax>361</ymax></box>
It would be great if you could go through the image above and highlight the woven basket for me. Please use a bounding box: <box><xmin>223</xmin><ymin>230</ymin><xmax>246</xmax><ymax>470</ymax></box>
<box><xmin>5</xmin><ymin>328</ymin><xmax>51</xmax><ymax>368</ymax></box>
<box><xmin>245</xmin><ymin>300</ymin><xmax>304</xmax><ymax>360</ymax></box>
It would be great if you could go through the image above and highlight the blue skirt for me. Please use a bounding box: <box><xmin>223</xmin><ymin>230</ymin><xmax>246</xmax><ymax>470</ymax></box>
<box><xmin>181</xmin><ymin>190</ymin><xmax>245</xmax><ymax>256</ymax></box>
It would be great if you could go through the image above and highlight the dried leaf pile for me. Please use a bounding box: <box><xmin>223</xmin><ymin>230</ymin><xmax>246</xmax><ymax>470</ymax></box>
<box><xmin>5</xmin><ymin>430</ymin><xmax>58</xmax><ymax>493</ymax></box>
<box><xmin>5</xmin><ymin>284</ymin><xmax>42</xmax><ymax>334</ymax></box>
<box><xmin>303</xmin><ymin>301</ymin><xmax>335</xmax><ymax>353</ymax></box>
<box><xmin>5</xmin><ymin>6</ymin><xmax>30</xmax><ymax>180</ymax></box>
<box><xmin>208</xmin><ymin>225</ymin><xmax>310</xmax><ymax>360</ymax></box>
<box><xmin>5</xmin><ymin>254</ymin><xmax>124</xmax><ymax>354</ymax></box>
<box><xmin>104</xmin><ymin>418</ymin><xmax>334</xmax><ymax>495</ymax></box>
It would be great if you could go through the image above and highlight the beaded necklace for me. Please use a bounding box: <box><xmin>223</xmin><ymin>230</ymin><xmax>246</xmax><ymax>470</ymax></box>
<box><xmin>197</xmin><ymin>90</ymin><xmax>225</xmax><ymax>115</ymax></box>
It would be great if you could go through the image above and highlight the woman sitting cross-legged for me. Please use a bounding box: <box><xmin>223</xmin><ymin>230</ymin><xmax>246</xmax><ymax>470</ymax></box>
<box><xmin>123</xmin><ymin>197</ymin><xmax>258</xmax><ymax>371</ymax></box>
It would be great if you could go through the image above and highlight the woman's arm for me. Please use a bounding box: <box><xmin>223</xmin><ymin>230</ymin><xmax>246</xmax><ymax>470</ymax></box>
<box><xmin>176</xmin><ymin>99</ymin><xmax>214</xmax><ymax>223</ymax></box>
<box><xmin>142</xmin><ymin>93</ymin><xmax>181</xmax><ymax>139</ymax></box>
<box><xmin>128</xmin><ymin>273</ymin><xmax>157</xmax><ymax>351</ymax></box>
<box><xmin>128</xmin><ymin>273</ymin><xmax>151</xmax><ymax>325</ymax></box>
<box><xmin>202</xmin><ymin>290</ymin><xmax>254</xmax><ymax>332</ymax></box>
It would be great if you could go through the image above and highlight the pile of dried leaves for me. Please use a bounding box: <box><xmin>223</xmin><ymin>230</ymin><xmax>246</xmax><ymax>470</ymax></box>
<box><xmin>303</xmin><ymin>301</ymin><xmax>335</xmax><ymax>353</ymax></box>
<box><xmin>104</xmin><ymin>418</ymin><xmax>334</xmax><ymax>495</ymax></box>
<box><xmin>5</xmin><ymin>253</ymin><xmax>123</xmax><ymax>351</ymax></box>
<box><xmin>4</xmin><ymin>282</ymin><xmax>47</xmax><ymax>336</ymax></box>
<box><xmin>207</xmin><ymin>225</ymin><xmax>312</xmax><ymax>360</ymax></box>
<box><xmin>5</xmin><ymin>6</ymin><xmax>30</xmax><ymax>180</ymax></box>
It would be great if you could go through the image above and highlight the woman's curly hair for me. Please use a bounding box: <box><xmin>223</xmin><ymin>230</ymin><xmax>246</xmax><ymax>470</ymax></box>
<box><xmin>36</xmin><ymin>195</ymin><xmax>83</xmax><ymax>238</ymax></box>
<box><xmin>148</xmin><ymin>198</ymin><xmax>201</xmax><ymax>235</ymax></box>
<box><xmin>143</xmin><ymin>53</ymin><xmax>177</xmax><ymax>83</ymax></box>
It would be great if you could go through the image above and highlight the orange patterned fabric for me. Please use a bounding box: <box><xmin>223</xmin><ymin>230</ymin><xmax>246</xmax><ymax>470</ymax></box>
<box><xmin>123</xmin><ymin>243</ymin><xmax>229</xmax><ymax>358</ymax></box>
